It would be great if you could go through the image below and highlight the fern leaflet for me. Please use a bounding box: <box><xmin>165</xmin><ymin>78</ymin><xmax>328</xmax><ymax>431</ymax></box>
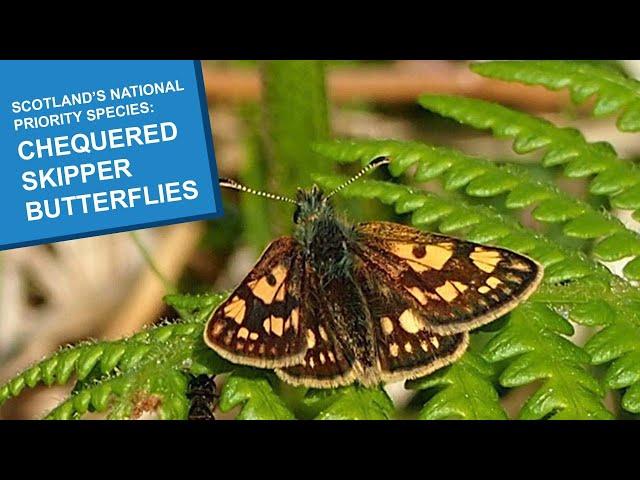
<box><xmin>471</xmin><ymin>60</ymin><xmax>640</xmax><ymax>132</ymax></box>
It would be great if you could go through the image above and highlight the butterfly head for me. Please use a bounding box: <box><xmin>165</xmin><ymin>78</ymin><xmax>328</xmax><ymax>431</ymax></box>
<box><xmin>293</xmin><ymin>185</ymin><xmax>331</xmax><ymax>225</ymax></box>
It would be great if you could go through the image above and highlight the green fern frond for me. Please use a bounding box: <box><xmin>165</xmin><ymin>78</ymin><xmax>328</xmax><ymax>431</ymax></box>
<box><xmin>471</xmin><ymin>61</ymin><xmax>640</xmax><ymax>132</ymax></box>
<box><xmin>218</xmin><ymin>369</ymin><xmax>295</xmax><ymax>420</ymax></box>
<box><xmin>164</xmin><ymin>292</ymin><xmax>227</xmax><ymax>323</ymax></box>
<box><xmin>302</xmin><ymin>386</ymin><xmax>394</xmax><ymax>420</ymax></box>
<box><xmin>483</xmin><ymin>303</ymin><xmax>612</xmax><ymax>419</ymax></box>
<box><xmin>0</xmin><ymin>293</ymin><xmax>229</xmax><ymax>419</ymax></box>
<box><xmin>314</xmin><ymin>139</ymin><xmax>640</xmax><ymax>277</ymax></box>
<box><xmin>576</xmin><ymin>299</ymin><xmax>640</xmax><ymax>413</ymax></box>
<box><xmin>0</xmin><ymin>322</ymin><xmax>191</xmax><ymax>406</ymax></box>
<box><xmin>46</xmin><ymin>373</ymin><xmax>131</xmax><ymax>419</ymax></box>
<box><xmin>312</xmin><ymin>174</ymin><xmax>618</xmax><ymax>418</ymax></box>
<box><xmin>407</xmin><ymin>351</ymin><xmax>507</xmax><ymax>420</ymax></box>
<box><xmin>417</xmin><ymin>95</ymin><xmax>640</xmax><ymax>268</ymax></box>
<box><xmin>418</xmin><ymin>95</ymin><xmax>640</xmax><ymax>221</ymax></box>
<box><xmin>48</xmin><ymin>368</ymin><xmax>192</xmax><ymax>420</ymax></box>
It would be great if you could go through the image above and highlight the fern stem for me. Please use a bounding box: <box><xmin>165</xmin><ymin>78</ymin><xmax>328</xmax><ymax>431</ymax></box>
<box><xmin>129</xmin><ymin>231</ymin><xmax>176</xmax><ymax>293</ymax></box>
<box><xmin>260</xmin><ymin>60</ymin><xmax>331</xmax><ymax>196</ymax></box>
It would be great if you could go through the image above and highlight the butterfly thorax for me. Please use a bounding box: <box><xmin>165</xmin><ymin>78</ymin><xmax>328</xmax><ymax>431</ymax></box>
<box><xmin>293</xmin><ymin>186</ymin><xmax>355</xmax><ymax>280</ymax></box>
<box><xmin>293</xmin><ymin>186</ymin><xmax>377</xmax><ymax>376</ymax></box>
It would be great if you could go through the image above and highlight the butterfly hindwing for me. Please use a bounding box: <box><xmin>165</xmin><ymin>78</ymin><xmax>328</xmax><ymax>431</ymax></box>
<box><xmin>204</xmin><ymin>237</ymin><xmax>307</xmax><ymax>368</ymax></box>
<box><xmin>356</xmin><ymin>265</ymin><xmax>470</xmax><ymax>382</ymax></box>
<box><xmin>354</xmin><ymin>221</ymin><xmax>543</xmax><ymax>334</ymax></box>
<box><xmin>275</xmin><ymin>266</ymin><xmax>357</xmax><ymax>388</ymax></box>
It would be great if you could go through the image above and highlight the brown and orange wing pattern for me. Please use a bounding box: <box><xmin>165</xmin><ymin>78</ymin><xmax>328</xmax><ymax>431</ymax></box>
<box><xmin>354</xmin><ymin>221</ymin><xmax>543</xmax><ymax>335</ymax></box>
<box><xmin>275</xmin><ymin>266</ymin><xmax>356</xmax><ymax>388</ymax></box>
<box><xmin>356</xmin><ymin>267</ymin><xmax>469</xmax><ymax>382</ymax></box>
<box><xmin>204</xmin><ymin>237</ymin><xmax>307</xmax><ymax>368</ymax></box>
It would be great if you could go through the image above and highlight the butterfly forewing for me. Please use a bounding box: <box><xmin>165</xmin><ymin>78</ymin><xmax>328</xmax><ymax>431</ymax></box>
<box><xmin>204</xmin><ymin>237</ymin><xmax>307</xmax><ymax>368</ymax></box>
<box><xmin>354</xmin><ymin>221</ymin><xmax>543</xmax><ymax>335</ymax></box>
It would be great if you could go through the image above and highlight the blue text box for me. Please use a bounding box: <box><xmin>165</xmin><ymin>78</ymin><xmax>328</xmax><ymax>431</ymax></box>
<box><xmin>0</xmin><ymin>60</ymin><xmax>222</xmax><ymax>250</ymax></box>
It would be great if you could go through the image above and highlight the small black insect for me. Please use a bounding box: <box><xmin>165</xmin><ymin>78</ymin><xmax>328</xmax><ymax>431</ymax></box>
<box><xmin>187</xmin><ymin>374</ymin><xmax>218</xmax><ymax>421</ymax></box>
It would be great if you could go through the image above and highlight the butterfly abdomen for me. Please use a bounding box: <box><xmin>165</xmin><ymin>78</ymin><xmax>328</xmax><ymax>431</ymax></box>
<box><xmin>297</xmin><ymin>208</ymin><xmax>378</xmax><ymax>375</ymax></box>
<box><xmin>321</xmin><ymin>273</ymin><xmax>378</xmax><ymax>377</ymax></box>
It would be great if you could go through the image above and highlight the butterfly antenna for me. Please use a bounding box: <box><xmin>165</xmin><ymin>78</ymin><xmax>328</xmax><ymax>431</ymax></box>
<box><xmin>219</xmin><ymin>178</ymin><xmax>297</xmax><ymax>204</ymax></box>
<box><xmin>327</xmin><ymin>156</ymin><xmax>391</xmax><ymax>199</ymax></box>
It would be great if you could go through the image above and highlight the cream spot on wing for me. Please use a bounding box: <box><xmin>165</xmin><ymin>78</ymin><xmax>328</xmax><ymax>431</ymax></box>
<box><xmin>503</xmin><ymin>272</ymin><xmax>522</xmax><ymax>283</ymax></box>
<box><xmin>306</xmin><ymin>329</ymin><xmax>316</xmax><ymax>349</ymax></box>
<box><xmin>381</xmin><ymin>316</ymin><xmax>394</xmax><ymax>335</ymax></box>
<box><xmin>309</xmin><ymin>357</ymin><xmax>315</xmax><ymax>368</ymax></box>
<box><xmin>223</xmin><ymin>297</ymin><xmax>246</xmax><ymax>325</ymax></box>
<box><xmin>510</xmin><ymin>260</ymin><xmax>531</xmax><ymax>272</ymax></box>
<box><xmin>424</xmin><ymin>244</ymin><xmax>453</xmax><ymax>270</ymax></box>
<box><xmin>425</xmin><ymin>291</ymin><xmax>441</xmax><ymax>301</ymax></box>
<box><xmin>319</xmin><ymin>352</ymin><xmax>326</xmax><ymax>364</ymax></box>
<box><xmin>249</xmin><ymin>332</ymin><xmax>259</xmax><ymax>341</ymax></box>
<box><xmin>389</xmin><ymin>243</ymin><xmax>429</xmax><ymax>272</ymax></box>
<box><xmin>478</xmin><ymin>286</ymin><xmax>491</xmax><ymax>294</ymax></box>
<box><xmin>248</xmin><ymin>344</ymin><xmax>255</xmax><ymax>352</ymax></box>
<box><xmin>390</xmin><ymin>243</ymin><xmax>421</xmax><ymax>260</ymax></box>
<box><xmin>486</xmin><ymin>276</ymin><xmax>502</xmax><ymax>289</ymax></box>
<box><xmin>319</xmin><ymin>325</ymin><xmax>329</xmax><ymax>342</ymax></box>
<box><xmin>390</xmin><ymin>242</ymin><xmax>453</xmax><ymax>271</ymax></box>
<box><xmin>435</xmin><ymin>281</ymin><xmax>459</xmax><ymax>302</ymax></box>
<box><xmin>470</xmin><ymin>248</ymin><xmax>501</xmax><ymax>273</ymax></box>
<box><xmin>407</xmin><ymin>260</ymin><xmax>429</xmax><ymax>273</ymax></box>
<box><xmin>290</xmin><ymin>308</ymin><xmax>299</xmax><ymax>332</ymax></box>
<box><xmin>237</xmin><ymin>327</ymin><xmax>249</xmax><ymax>340</ymax></box>
<box><xmin>404</xmin><ymin>342</ymin><xmax>413</xmax><ymax>353</ymax></box>
<box><xmin>431</xmin><ymin>336</ymin><xmax>440</xmax><ymax>349</ymax></box>
<box><xmin>270</xmin><ymin>316</ymin><xmax>284</xmax><ymax>337</ymax></box>
<box><xmin>247</xmin><ymin>264</ymin><xmax>288</xmax><ymax>304</ymax></box>
<box><xmin>406</xmin><ymin>286</ymin><xmax>428</xmax><ymax>305</ymax></box>
<box><xmin>259</xmin><ymin>344</ymin><xmax>265</xmax><ymax>354</ymax></box>
<box><xmin>399</xmin><ymin>310</ymin><xmax>423</xmax><ymax>333</ymax></box>
<box><xmin>328</xmin><ymin>351</ymin><xmax>336</xmax><ymax>363</ymax></box>
<box><xmin>474</xmin><ymin>262</ymin><xmax>495</xmax><ymax>273</ymax></box>
<box><xmin>390</xmin><ymin>343</ymin><xmax>400</xmax><ymax>357</ymax></box>
<box><xmin>211</xmin><ymin>321</ymin><xmax>224</xmax><ymax>336</ymax></box>
<box><xmin>420</xmin><ymin>340</ymin><xmax>430</xmax><ymax>352</ymax></box>
<box><xmin>451</xmin><ymin>281</ymin><xmax>468</xmax><ymax>293</ymax></box>
<box><xmin>263</xmin><ymin>318</ymin><xmax>271</xmax><ymax>334</ymax></box>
